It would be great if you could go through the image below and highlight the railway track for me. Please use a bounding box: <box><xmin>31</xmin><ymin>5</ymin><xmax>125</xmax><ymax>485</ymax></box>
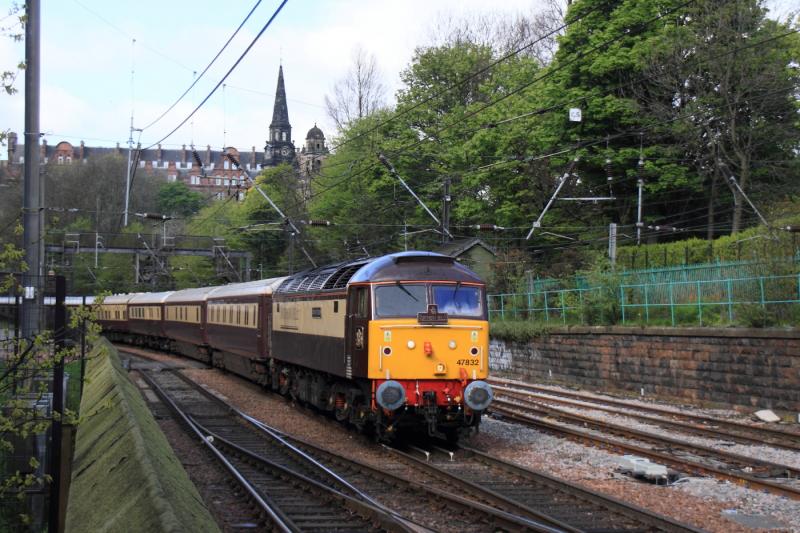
<box><xmin>488</xmin><ymin>390</ymin><xmax>800</xmax><ymax>501</ymax></box>
<box><xmin>124</xmin><ymin>348</ymin><xmax>700</xmax><ymax>532</ymax></box>
<box><xmin>489</xmin><ymin>377</ymin><xmax>800</xmax><ymax>452</ymax></box>
<box><xmin>131</xmin><ymin>356</ymin><xmax>556</xmax><ymax>532</ymax></box>
<box><xmin>139</xmin><ymin>367</ymin><xmax>408</xmax><ymax>533</ymax></box>
<box><xmin>384</xmin><ymin>443</ymin><xmax>702</xmax><ymax>533</ymax></box>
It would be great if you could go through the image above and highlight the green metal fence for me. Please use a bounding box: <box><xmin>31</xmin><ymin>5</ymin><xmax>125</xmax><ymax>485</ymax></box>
<box><xmin>488</xmin><ymin>260</ymin><xmax>800</xmax><ymax>327</ymax></box>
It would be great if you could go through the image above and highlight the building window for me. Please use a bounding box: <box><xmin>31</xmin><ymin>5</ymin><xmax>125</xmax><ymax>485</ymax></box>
<box><xmin>57</xmin><ymin>156</ymin><xmax>64</xmax><ymax>164</ymax></box>
<box><xmin>224</xmin><ymin>160</ymin><xmax>229</xmax><ymax>169</ymax></box>
<box><xmin>168</xmin><ymin>174</ymin><xmax>176</xmax><ymax>182</ymax></box>
<box><xmin>66</xmin><ymin>156</ymin><xmax>72</xmax><ymax>163</ymax></box>
<box><xmin>282</xmin><ymin>132</ymin><xmax>287</xmax><ymax>141</ymax></box>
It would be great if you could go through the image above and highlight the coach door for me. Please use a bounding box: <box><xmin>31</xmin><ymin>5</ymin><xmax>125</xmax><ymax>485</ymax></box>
<box><xmin>345</xmin><ymin>285</ymin><xmax>370</xmax><ymax>377</ymax></box>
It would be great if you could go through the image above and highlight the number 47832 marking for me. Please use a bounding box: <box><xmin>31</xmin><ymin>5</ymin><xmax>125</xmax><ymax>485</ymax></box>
<box><xmin>457</xmin><ymin>359</ymin><xmax>479</xmax><ymax>366</ymax></box>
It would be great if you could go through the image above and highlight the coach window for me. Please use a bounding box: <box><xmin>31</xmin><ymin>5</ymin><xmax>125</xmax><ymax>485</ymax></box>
<box><xmin>333</xmin><ymin>301</ymin><xmax>339</xmax><ymax>313</ymax></box>
<box><xmin>312</xmin><ymin>307</ymin><xmax>322</xmax><ymax>318</ymax></box>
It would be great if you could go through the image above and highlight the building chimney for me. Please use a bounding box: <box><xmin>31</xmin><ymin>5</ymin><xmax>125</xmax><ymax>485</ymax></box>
<box><xmin>157</xmin><ymin>144</ymin><xmax>162</xmax><ymax>163</ymax></box>
<box><xmin>115</xmin><ymin>142</ymin><xmax>120</xmax><ymax>155</ymax></box>
<box><xmin>205</xmin><ymin>145</ymin><xmax>211</xmax><ymax>166</ymax></box>
<box><xmin>181</xmin><ymin>144</ymin><xmax>187</xmax><ymax>165</ymax></box>
<box><xmin>79</xmin><ymin>140</ymin><xmax>85</xmax><ymax>160</ymax></box>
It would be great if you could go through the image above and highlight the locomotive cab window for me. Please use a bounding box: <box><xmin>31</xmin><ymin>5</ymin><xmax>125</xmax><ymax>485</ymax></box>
<box><xmin>432</xmin><ymin>284</ymin><xmax>483</xmax><ymax>318</ymax></box>
<box><xmin>374</xmin><ymin>283</ymin><xmax>427</xmax><ymax>318</ymax></box>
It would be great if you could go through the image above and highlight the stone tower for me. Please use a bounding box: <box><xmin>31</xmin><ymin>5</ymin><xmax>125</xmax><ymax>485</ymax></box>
<box><xmin>264</xmin><ymin>65</ymin><xmax>295</xmax><ymax>167</ymax></box>
<box><xmin>298</xmin><ymin>124</ymin><xmax>328</xmax><ymax>178</ymax></box>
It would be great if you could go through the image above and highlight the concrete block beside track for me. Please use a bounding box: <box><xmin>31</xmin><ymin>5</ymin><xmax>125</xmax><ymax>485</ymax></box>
<box><xmin>65</xmin><ymin>339</ymin><xmax>219</xmax><ymax>533</ymax></box>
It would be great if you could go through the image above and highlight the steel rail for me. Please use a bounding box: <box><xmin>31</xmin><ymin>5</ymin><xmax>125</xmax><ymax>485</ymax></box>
<box><xmin>382</xmin><ymin>446</ymin><xmax>699</xmax><ymax>533</ymax></box>
<box><xmin>491</xmin><ymin>402</ymin><xmax>800</xmax><ymax>501</ymax></box>
<box><xmin>138</xmin><ymin>369</ymin><xmax>295</xmax><ymax>532</ymax></box>
<box><xmin>493</xmin><ymin>384</ymin><xmax>800</xmax><ymax>452</ymax></box>
<box><xmin>460</xmin><ymin>446</ymin><xmax>704</xmax><ymax>533</ymax></box>
<box><xmin>491</xmin><ymin>395</ymin><xmax>800</xmax><ymax>478</ymax></box>
<box><xmin>187</xmin><ymin>420</ymin><xmax>417</xmax><ymax>533</ymax></box>
<box><xmin>132</xmin><ymin>356</ymin><xmax>554</xmax><ymax>532</ymax></box>
<box><xmin>489</xmin><ymin>377</ymin><xmax>800</xmax><ymax>447</ymax></box>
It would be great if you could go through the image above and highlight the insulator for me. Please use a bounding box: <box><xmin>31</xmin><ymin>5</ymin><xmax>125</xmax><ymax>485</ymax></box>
<box><xmin>191</xmin><ymin>150</ymin><xmax>203</xmax><ymax>167</ymax></box>
<box><xmin>605</xmin><ymin>158</ymin><xmax>613</xmax><ymax>182</ymax></box>
<box><xmin>475</xmin><ymin>224</ymin><xmax>503</xmax><ymax>231</ymax></box>
<box><xmin>304</xmin><ymin>220</ymin><xmax>331</xmax><ymax>226</ymax></box>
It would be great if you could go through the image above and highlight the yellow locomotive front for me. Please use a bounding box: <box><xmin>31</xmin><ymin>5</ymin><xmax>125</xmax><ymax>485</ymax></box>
<box><xmin>352</xmin><ymin>253</ymin><xmax>493</xmax><ymax>439</ymax></box>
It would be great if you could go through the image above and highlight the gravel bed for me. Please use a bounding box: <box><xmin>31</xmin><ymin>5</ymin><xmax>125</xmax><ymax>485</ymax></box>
<box><xmin>471</xmin><ymin>417</ymin><xmax>800</xmax><ymax>532</ymax></box>
<box><xmin>503</xmin><ymin>378</ymin><xmax>800</xmax><ymax>436</ymax></box>
<box><xmin>130</xmin><ymin>369</ymin><xmax>262</xmax><ymax>532</ymax></box>
<box><xmin>522</xmin><ymin>397</ymin><xmax>800</xmax><ymax>470</ymax></box>
<box><xmin>125</xmin><ymin>351</ymin><xmax>799</xmax><ymax>532</ymax></box>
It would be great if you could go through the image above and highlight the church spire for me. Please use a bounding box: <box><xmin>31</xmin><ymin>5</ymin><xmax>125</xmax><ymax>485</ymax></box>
<box><xmin>270</xmin><ymin>65</ymin><xmax>290</xmax><ymax>128</ymax></box>
<box><xmin>264</xmin><ymin>65</ymin><xmax>295</xmax><ymax>166</ymax></box>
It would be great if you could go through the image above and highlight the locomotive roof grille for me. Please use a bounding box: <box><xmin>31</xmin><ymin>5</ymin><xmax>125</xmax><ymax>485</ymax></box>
<box><xmin>308</xmin><ymin>274</ymin><xmax>329</xmax><ymax>291</ymax></box>
<box><xmin>324</xmin><ymin>262</ymin><xmax>368</xmax><ymax>289</ymax></box>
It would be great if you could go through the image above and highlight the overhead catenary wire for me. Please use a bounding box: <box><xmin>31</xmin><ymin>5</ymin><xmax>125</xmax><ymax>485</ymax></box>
<box><xmin>139</xmin><ymin>0</ymin><xmax>264</xmax><ymax>132</ymax></box>
<box><xmin>284</xmin><ymin>0</ymin><xmax>699</xmax><ymax>217</ymax></box>
<box><xmin>142</xmin><ymin>0</ymin><xmax>290</xmax><ymax>150</ymax></box>
<box><xmin>299</xmin><ymin>15</ymin><xmax>796</xmax><ymax>226</ymax></box>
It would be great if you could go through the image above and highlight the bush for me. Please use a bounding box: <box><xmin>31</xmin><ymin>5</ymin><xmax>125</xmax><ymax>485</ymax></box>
<box><xmin>489</xmin><ymin>320</ymin><xmax>552</xmax><ymax>343</ymax></box>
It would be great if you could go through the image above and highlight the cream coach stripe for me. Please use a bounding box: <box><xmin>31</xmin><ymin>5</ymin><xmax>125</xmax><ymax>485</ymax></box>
<box><xmin>273</xmin><ymin>299</ymin><xmax>345</xmax><ymax>338</ymax></box>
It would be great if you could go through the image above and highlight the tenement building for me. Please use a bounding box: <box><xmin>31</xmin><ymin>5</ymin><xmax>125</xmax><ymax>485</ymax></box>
<box><xmin>0</xmin><ymin>66</ymin><xmax>329</xmax><ymax>198</ymax></box>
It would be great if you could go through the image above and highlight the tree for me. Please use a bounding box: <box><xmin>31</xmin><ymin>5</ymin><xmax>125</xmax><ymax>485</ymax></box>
<box><xmin>1</xmin><ymin>2</ymin><xmax>23</xmax><ymax>148</ymax></box>
<box><xmin>324</xmin><ymin>45</ymin><xmax>387</xmax><ymax>132</ymax></box>
<box><xmin>426</xmin><ymin>0</ymin><xmax>566</xmax><ymax>66</ymax></box>
<box><xmin>639</xmin><ymin>0</ymin><xmax>800</xmax><ymax>235</ymax></box>
<box><xmin>156</xmin><ymin>181</ymin><xmax>204</xmax><ymax>218</ymax></box>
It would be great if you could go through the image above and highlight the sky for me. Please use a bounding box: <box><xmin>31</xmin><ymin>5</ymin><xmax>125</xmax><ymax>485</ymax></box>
<box><xmin>0</xmin><ymin>0</ymin><xmax>795</xmax><ymax>160</ymax></box>
<box><xmin>0</xmin><ymin>0</ymin><xmax>541</xmax><ymax>157</ymax></box>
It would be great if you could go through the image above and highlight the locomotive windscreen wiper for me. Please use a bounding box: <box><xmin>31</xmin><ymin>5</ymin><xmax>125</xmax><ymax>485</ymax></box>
<box><xmin>395</xmin><ymin>281</ymin><xmax>418</xmax><ymax>301</ymax></box>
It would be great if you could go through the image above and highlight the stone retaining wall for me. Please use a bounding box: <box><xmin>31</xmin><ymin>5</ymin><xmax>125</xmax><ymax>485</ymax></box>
<box><xmin>65</xmin><ymin>339</ymin><xmax>219</xmax><ymax>533</ymax></box>
<box><xmin>490</xmin><ymin>327</ymin><xmax>800</xmax><ymax>411</ymax></box>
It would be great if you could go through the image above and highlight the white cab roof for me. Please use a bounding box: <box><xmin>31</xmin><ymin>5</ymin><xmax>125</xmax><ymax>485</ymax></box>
<box><xmin>206</xmin><ymin>277</ymin><xmax>287</xmax><ymax>300</ymax></box>
<box><xmin>102</xmin><ymin>293</ymin><xmax>138</xmax><ymax>305</ymax></box>
<box><xmin>128</xmin><ymin>291</ymin><xmax>174</xmax><ymax>305</ymax></box>
<box><xmin>164</xmin><ymin>286</ymin><xmax>222</xmax><ymax>304</ymax></box>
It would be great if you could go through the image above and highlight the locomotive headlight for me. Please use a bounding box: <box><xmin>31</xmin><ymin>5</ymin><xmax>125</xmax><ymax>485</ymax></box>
<box><xmin>448</xmin><ymin>340</ymin><xmax>457</xmax><ymax>350</ymax></box>
<box><xmin>407</xmin><ymin>340</ymin><xmax>415</xmax><ymax>350</ymax></box>
<box><xmin>469</xmin><ymin>346</ymin><xmax>479</xmax><ymax>356</ymax></box>
<box><xmin>464</xmin><ymin>381</ymin><xmax>493</xmax><ymax>411</ymax></box>
<box><xmin>376</xmin><ymin>380</ymin><xmax>406</xmax><ymax>411</ymax></box>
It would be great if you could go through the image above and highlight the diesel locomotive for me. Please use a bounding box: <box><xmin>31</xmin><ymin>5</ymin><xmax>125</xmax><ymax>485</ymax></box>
<box><xmin>98</xmin><ymin>251</ymin><xmax>494</xmax><ymax>440</ymax></box>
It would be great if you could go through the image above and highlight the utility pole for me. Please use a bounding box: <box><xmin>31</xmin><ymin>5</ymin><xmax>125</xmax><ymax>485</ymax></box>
<box><xmin>636</xmin><ymin>157</ymin><xmax>644</xmax><ymax>246</ymax></box>
<box><xmin>22</xmin><ymin>0</ymin><xmax>41</xmax><ymax>339</ymax></box>
<box><xmin>123</xmin><ymin>118</ymin><xmax>134</xmax><ymax>226</ymax></box>
<box><xmin>441</xmin><ymin>177</ymin><xmax>451</xmax><ymax>244</ymax></box>
<box><xmin>608</xmin><ymin>223</ymin><xmax>618</xmax><ymax>266</ymax></box>
<box><xmin>123</xmin><ymin>39</ymin><xmax>138</xmax><ymax>227</ymax></box>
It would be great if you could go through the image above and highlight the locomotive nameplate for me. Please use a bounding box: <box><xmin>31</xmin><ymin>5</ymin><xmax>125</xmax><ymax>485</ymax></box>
<box><xmin>417</xmin><ymin>304</ymin><xmax>448</xmax><ymax>325</ymax></box>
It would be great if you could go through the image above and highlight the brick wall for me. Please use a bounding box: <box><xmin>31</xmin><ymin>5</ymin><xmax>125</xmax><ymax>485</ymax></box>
<box><xmin>489</xmin><ymin>326</ymin><xmax>800</xmax><ymax>411</ymax></box>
